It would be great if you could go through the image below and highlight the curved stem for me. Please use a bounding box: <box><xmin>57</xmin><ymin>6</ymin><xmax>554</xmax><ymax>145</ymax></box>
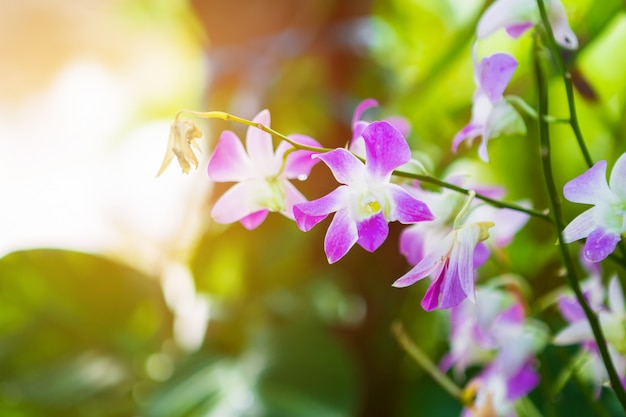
<box><xmin>391</xmin><ymin>322</ymin><xmax>464</xmax><ymax>403</ymax></box>
<box><xmin>181</xmin><ymin>109</ymin><xmax>549</xmax><ymax>221</ymax></box>
<box><xmin>533</xmin><ymin>35</ymin><xmax>626</xmax><ymax>411</ymax></box>
<box><xmin>535</xmin><ymin>0</ymin><xmax>593</xmax><ymax>168</ymax></box>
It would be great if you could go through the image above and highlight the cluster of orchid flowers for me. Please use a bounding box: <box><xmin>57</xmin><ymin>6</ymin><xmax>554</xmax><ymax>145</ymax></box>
<box><xmin>158</xmin><ymin>0</ymin><xmax>626</xmax><ymax>415</ymax></box>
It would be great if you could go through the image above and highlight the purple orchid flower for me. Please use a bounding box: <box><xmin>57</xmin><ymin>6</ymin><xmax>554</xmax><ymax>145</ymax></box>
<box><xmin>207</xmin><ymin>110</ymin><xmax>321</xmax><ymax>229</ymax></box>
<box><xmin>554</xmin><ymin>274</ymin><xmax>626</xmax><ymax>392</ymax></box>
<box><xmin>562</xmin><ymin>153</ymin><xmax>626</xmax><ymax>262</ymax></box>
<box><xmin>393</xmin><ymin>221</ymin><xmax>494</xmax><ymax>311</ymax></box>
<box><xmin>477</xmin><ymin>0</ymin><xmax>578</xmax><ymax>50</ymax></box>
<box><xmin>452</xmin><ymin>53</ymin><xmax>526</xmax><ymax>162</ymax></box>
<box><xmin>293</xmin><ymin>121</ymin><xmax>433</xmax><ymax>264</ymax></box>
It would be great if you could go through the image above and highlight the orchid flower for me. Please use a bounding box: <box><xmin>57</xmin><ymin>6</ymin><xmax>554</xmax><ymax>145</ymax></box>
<box><xmin>400</xmin><ymin>180</ymin><xmax>530</xmax><ymax>266</ymax></box>
<box><xmin>207</xmin><ymin>109</ymin><xmax>321</xmax><ymax>230</ymax></box>
<box><xmin>452</xmin><ymin>53</ymin><xmax>526</xmax><ymax>163</ymax></box>
<box><xmin>477</xmin><ymin>0</ymin><xmax>578</xmax><ymax>50</ymax></box>
<box><xmin>562</xmin><ymin>153</ymin><xmax>626</xmax><ymax>262</ymax></box>
<box><xmin>393</xmin><ymin>217</ymin><xmax>494</xmax><ymax>311</ymax></box>
<box><xmin>157</xmin><ymin>117</ymin><xmax>203</xmax><ymax>176</ymax></box>
<box><xmin>293</xmin><ymin>121</ymin><xmax>433</xmax><ymax>264</ymax></box>
<box><xmin>554</xmin><ymin>274</ymin><xmax>626</xmax><ymax>391</ymax></box>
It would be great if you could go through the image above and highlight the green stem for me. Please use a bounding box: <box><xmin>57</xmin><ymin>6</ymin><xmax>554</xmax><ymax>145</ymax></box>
<box><xmin>393</xmin><ymin>170</ymin><xmax>552</xmax><ymax>222</ymax></box>
<box><xmin>391</xmin><ymin>322</ymin><xmax>464</xmax><ymax>403</ymax></box>
<box><xmin>182</xmin><ymin>109</ymin><xmax>549</xmax><ymax>222</ymax></box>
<box><xmin>178</xmin><ymin>110</ymin><xmax>334</xmax><ymax>153</ymax></box>
<box><xmin>535</xmin><ymin>0</ymin><xmax>593</xmax><ymax>168</ymax></box>
<box><xmin>533</xmin><ymin>35</ymin><xmax>626</xmax><ymax>411</ymax></box>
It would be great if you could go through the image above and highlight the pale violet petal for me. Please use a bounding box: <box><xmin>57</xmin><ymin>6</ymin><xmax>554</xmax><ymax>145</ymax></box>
<box><xmin>549</xmin><ymin>0</ymin><xmax>579</xmax><ymax>49</ymax></box>
<box><xmin>393</xmin><ymin>232</ymin><xmax>455</xmax><ymax>288</ymax></box>
<box><xmin>553</xmin><ymin>321</ymin><xmax>593</xmax><ymax>345</ymax></box>
<box><xmin>478</xmin><ymin>53</ymin><xmax>518</xmax><ymax>103</ymax></box>
<box><xmin>439</xmin><ymin>247</ymin><xmax>469</xmax><ymax>309</ymax></box>
<box><xmin>562</xmin><ymin>208</ymin><xmax>596</xmax><ymax>243</ymax></box>
<box><xmin>240</xmin><ymin>211</ymin><xmax>269</xmax><ymax>230</ymax></box>
<box><xmin>280</xmin><ymin>180</ymin><xmax>308</xmax><ymax>220</ymax></box>
<box><xmin>452</xmin><ymin>123</ymin><xmax>482</xmax><ymax>153</ymax></box>
<box><xmin>352</xmin><ymin>98</ymin><xmax>378</xmax><ymax>133</ymax></box>
<box><xmin>280</xmin><ymin>134</ymin><xmax>322</xmax><ymax>179</ymax></box>
<box><xmin>608</xmin><ymin>276</ymin><xmax>625</xmax><ymax>317</ymax></box>
<box><xmin>455</xmin><ymin>226</ymin><xmax>480</xmax><ymax>302</ymax></box>
<box><xmin>609</xmin><ymin>153</ymin><xmax>626</xmax><ymax>201</ymax></box>
<box><xmin>583</xmin><ymin>227</ymin><xmax>620</xmax><ymax>262</ymax></box>
<box><xmin>207</xmin><ymin>130</ymin><xmax>255</xmax><ymax>182</ymax></box>
<box><xmin>563</xmin><ymin>160</ymin><xmax>612</xmax><ymax>205</ymax></box>
<box><xmin>476</xmin><ymin>0</ymin><xmax>536</xmax><ymax>40</ymax></box>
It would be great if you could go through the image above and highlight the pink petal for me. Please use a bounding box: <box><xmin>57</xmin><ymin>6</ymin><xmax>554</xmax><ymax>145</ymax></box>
<box><xmin>362</xmin><ymin>121</ymin><xmax>411</xmax><ymax>180</ymax></box>
<box><xmin>207</xmin><ymin>130</ymin><xmax>255</xmax><ymax>182</ymax></box>
<box><xmin>356</xmin><ymin>212</ymin><xmax>388</xmax><ymax>252</ymax></box>
<box><xmin>294</xmin><ymin>186</ymin><xmax>351</xmax><ymax>231</ymax></box>
<box><xmin>211</xmin><ymin>180</ymin><xmax>269</xmax><ymax>225</ymax></box>
<box><xmin>439</xmin><ymin>262</ymin><xmax>468</xmax><ymax>310</ymax></box>
<box><xmin>557</xmin><ymin>295</ymin><xmax>585</xmax><ymax>323</ymax></box>
<box><xmin>240</xmin><ymin>210</ymin><xmax>269</xmax><ymax>230</ymax></box>
<box><xmin>385</xmin><ymin>116</ymin><xmax>411</xmax><ymax>138</ymax></box>
<box><xmin>246</xmin><ymin>110</ymin><xmax>276</xmax><ymax>174</ymax></box>
<box><xmin>583</xmin><ymin>227</ymin><xmax>620</xmax><ymax>262</ymax></box>
<box><xmin>563</xmin><ymin>160</ymin><xmax>612</xmax><ymax>205</ymax></box>
<box><xmin>386</xmin><ymin>185</ymin><xmax>434</xmax><ymax>223</ymax></box>
<box><xmin>324</xmin><ymin>209</ymin><xmax>358</xmax><ymax>263</ymax></box>
<box><xmin>609</xmin><ymin>153</ymin><xmax>626</xmax><ymax>201</ymax></box>
<box><xmin>352</xmin><ymin>98</ymin><xmax>378</xmax><ymax>134</ymax></box>
<box><xmin>281</xmin><ymin>180</ymin><xmax>308</xmax><ymax>220</ymax></box>
<box><xmin>554</xmin><ymin>321</ymin><xmax>593</xmax><ymax>345</ymax></box>
<box><xmin>608</xmin><ymin>276</ymin><xmax>625</xmax><ymax>316</ymax></box>
<box><xmin>280</xmin><ymin>134</ymin><xmax>322</xmax><ymax>179</ymax></box>
<box><xmin>478</xmin><ymin>53</ymin><xmax>518</xmax><ymax>103</ymax></box>
<box><xmin>315</xmin><ymin>148</ymin><xmax>365</xmax><ymax>186</ymax></box>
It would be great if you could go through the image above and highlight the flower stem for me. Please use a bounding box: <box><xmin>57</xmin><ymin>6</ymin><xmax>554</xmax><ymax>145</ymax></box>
<box><xmin>177</xmin><ymin>110</ymin><xmax>334</xmax><ymax>153</ymax></box>
<box><xmin>179</xmin><ymin>109</ymin><xmax>550</xmax><ymax>222</ymax></box>
<box><xmin>533</xmin><ymin>34</ymin><xmax>626</xmax><ymax>411</ymax></box>
<box><xmin>391</xmin><ymin>321</ymin><xmax>464</xmax><ymax>403</ymax></box>
<box><xmin>535</xmin><ymin>0</ymin><xmax>593</xmax><ymax>169</ymax></box>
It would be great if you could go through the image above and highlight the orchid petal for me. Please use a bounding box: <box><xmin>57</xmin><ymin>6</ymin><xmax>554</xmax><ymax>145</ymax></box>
<box><xmin>563</xmin><ymin>160</ymin><xmax>611</xmax><ymax>205</ymax></box>
<box><xmin>557</xmin><ymin>295</ymin><xmax>585</xmax><ymax>322</ymax></box>
<box><xmin>281</xmin><ymin>180</ymin><xmax>308</xmax><ymax>220</ymax></box>
<box><xmin>476</xmin><ymin>0</ymin><xmax>535</xmax><ymax>40</ymax></box>
<box><xmin>505</xmin><ymin>21</ymin><xmax>534</xmax><ymax>38</ymax></box>
<box><xmin>553</xmin><ymin>321</ymin><xmax>593</xmax><ymax>345</ymax></box>
<box><xmin>478</xmin><ymin>53</ymin><xmax>518</xmax><ymax>103</ymax></box>
<box><xmin>324</xmin><ymin>209</ymin><xmax>358</xmax><ymax>263</ymax></box>
<box><xmin>315</xmin><ymin>148</ymin><xmax>365</xmax><ymax>186</ymax></box>
<box><xmin>352</xmin><ymin>99</ymin><xmax>378</xmax><ymax>132</ymax></box>
<box><xmin>455</xmin><ymin>227</ymin><xmax>479</xmax><ymax>302</ymax></box>
<box><xmin>506</xmin><ymin>364</ymin><xmax>539</xmax><ymax>401</ymax></box>
<box><xmin>356</xmin><ymin>212</ymin><xmax>388</xmax><ymax>252</ymax></box>
<box><xmin>421</xmin><ymin>271</ymin><xmax>445</xmax><ymax>311</ymax></box>
<box><xmin>608</xmin><ymin>276</ymin><xmax>625</xmax><ymax>317</ymax></box>
<box><xmin>452</xmin><ymin>123</ymin><xmax>482</xmax><ymax>152</ymax></box>
<box><xmin>246</xmin><ymin>110</ymin><xmax>276</xmax><ymax>174</ymax></box>
<box><xmin>399</xmin><ymin>225</ymin><xmax>427</xmax><ymax>266</ymax></box>
<box><xmin>609</xmin><ymin>153</ymin><xmax>626</xmax><ymax>201</ymax></box>
<box><xmin>211</xmin><ymin>179</ymin><xmax>270</xmax><ymax>225</ymax></box>
<box><xmin>293</xmin><ymin>187</ymin><xmax>350</xmax><ymax>231</ymax></box>
<box><xmin>440</xmin><ymin>257</ymin><xmax>469</xmax><ymax>309</ymax></box>
<box><xmin>562</xmin><ymin>208</ymin><xmax>596</xmax><ymax>243</ymax></box>
<box><xmin>275</xmin><ymin>134</ymin><xmax>322</xmax><ymax>177</ymax></box>
<box><xmin>386</xmin><ymin>184</ymin><xmax>434</xmax><ymax>223</ymax></box>
<box><xmin>240</xmin><ymin>210</ymin><xmax>269</xmax><ymax>230</ymax></box>
<box><xmin>583</xmin><ymin>227</ymin><xmax>620</xmax><ymax>262</ymax></box>
<box><xmin>207</xmin><ymin>130</ymin><xmax>255</xmax><ymax>182</ymax></box>
<box><xmin>393</xmin><ymin>233</ymin><xmax>454</xmax><ymax>288</ymax></box>
<box><xmin>362</xmin><ymin>121</ymin><xmax>411</xmax><ymax>180</ymax></box>
<box><xmin>549</xmin><ymin>0</ymin><xmax>579</xmax><ymax>49</ymax></box>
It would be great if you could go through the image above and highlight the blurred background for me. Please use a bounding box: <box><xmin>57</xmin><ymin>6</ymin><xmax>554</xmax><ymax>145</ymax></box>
<box><xmin>0</xmin><ymin>0</ymin><xmax>625</xmax><ymax>416</ymax></box>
